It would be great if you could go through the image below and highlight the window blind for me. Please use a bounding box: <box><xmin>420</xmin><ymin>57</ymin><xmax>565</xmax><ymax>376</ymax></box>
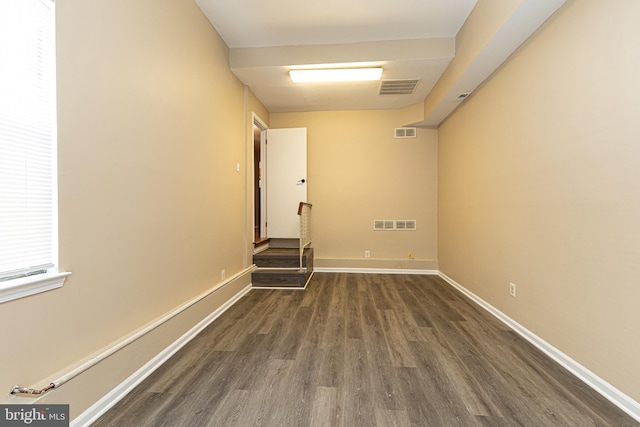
<box><xmin>0</xmin><ymin>0</ymin><xmax>56</xmax><ymax>281</ymax></box>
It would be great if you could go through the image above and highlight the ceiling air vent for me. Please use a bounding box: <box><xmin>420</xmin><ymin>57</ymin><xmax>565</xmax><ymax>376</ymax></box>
<box><xmin>455</xmin><ymin>92</ymin><xmax>471</xmax><ymax>101</ymax></box>
<box><xmin>379</xmin><ymin>79</ymin><xmax>420</xmax><ymax>95</ymax></box>
<box><xmin>395</xmin><ymin>127</ymin><xmax>417</xmax><ymax>138</ymax></box>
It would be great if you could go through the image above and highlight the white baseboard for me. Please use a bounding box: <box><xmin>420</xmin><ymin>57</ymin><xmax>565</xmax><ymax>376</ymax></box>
<box><xmin>314</xmin><ymin>267</ymin><xmax>439</xmax><ymax>275</ymax></box>
<box><xmin>71</xmin><ymin>280</ymin><xmax>252</xmax><ymax>427</ymax></box>
<box><xmin>437</xmin><ymin>271</ymin><xmax>640</xmax><ymax>423</ymax></box>
<box><xmin>73</xmin><ymin>268</ymin><xmax>640</xmax><ymax>425</ymax></box>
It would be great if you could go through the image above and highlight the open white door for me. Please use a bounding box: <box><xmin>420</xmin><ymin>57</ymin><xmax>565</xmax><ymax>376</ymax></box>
<box><xmin>265</xmin><ymin>128</ymin><xmax>307</xmax><ymax>238</ymax></box>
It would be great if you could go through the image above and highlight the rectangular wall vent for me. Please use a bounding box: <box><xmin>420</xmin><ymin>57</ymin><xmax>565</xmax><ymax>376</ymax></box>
<box><xmin>374</xmin><ymin>220</ymin><xmax>395</xmax><ymax>230</ymax></box>
<box><xmin>394</xmin><ymin>127</ymin><xmax>417</xmax><ymax>138</ymax></box>
<box><xmin>373</xmin><ymin>220</ymin><xmax>417</xmax><ymax>231</ymax></box>
<box><xmin>395</xmin><ymin>220</ymin><xmax>417</xmax><ymax>230</ymax></box>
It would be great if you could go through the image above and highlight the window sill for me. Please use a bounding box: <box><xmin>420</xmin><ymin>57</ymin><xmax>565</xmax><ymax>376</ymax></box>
<box><xmin>0</xmin><ymin>272</ymin><xmax>72</xmax><ymax>304</ymax></box>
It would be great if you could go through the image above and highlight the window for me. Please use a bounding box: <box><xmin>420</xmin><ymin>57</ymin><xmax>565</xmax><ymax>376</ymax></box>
<box><xmin>0</xmin><ymin>0</ymin><xmax>69</xmax><ymax>303</ymax></box>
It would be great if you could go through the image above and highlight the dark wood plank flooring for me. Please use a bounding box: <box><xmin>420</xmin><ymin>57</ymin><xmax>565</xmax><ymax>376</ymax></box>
<box><xmin>93</xmin><ymin>273</ymin><xmax>638</xmax><ymax>426</ymax></box>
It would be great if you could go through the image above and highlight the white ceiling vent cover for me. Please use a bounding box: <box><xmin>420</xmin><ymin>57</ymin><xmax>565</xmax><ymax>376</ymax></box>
<box><xmin>379</xmin><ymin>79</ymin><xmax>419</xmax><ymax>95</ymax></box>
<box><xmin>395</xmin><ymin>127</ymin><xmax>417</xmax><ymax>138</ymax></box>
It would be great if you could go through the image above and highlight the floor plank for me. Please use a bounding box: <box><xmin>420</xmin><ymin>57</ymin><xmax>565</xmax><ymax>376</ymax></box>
<box><xmin>309</xmin><ymin>386</ymin><xmax>338</xmax><ymax>427</ymax></box>
<box><xmin>92</xmin><ymin>273</ymin><xmax>639</xmax><ymax>427</ymax></box>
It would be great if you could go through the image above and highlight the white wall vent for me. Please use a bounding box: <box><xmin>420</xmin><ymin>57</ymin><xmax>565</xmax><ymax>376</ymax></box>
<box><xmin>373</xmin><ymin>220</ymin><xmax>417</xmax><ymax>231</ymax></box>
<box><xmin>374</xmin><ymin>220</ymin><xmax>395</xmax><ymax>230</ymax></box>
<box><xmin>395</xmin><ymin>220</ymin><xmax>417</xmax><ymax>230</ymax></box>
<box><xmin>394</xmin><ymin>127</ymin><xmax>417</xmax><ymax>138</ymax></box>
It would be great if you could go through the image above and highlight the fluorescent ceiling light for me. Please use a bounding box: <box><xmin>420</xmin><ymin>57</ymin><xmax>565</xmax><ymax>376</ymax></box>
<box><xmin>289</xmin><ymin>67</ymin><xmax>383</xmax><ymax>83</ymax></box>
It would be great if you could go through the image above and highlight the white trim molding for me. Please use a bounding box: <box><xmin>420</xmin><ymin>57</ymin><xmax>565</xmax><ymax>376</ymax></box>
<box><xmin>71</xmin><ymin>268</ymin><xmax>253</xmax><ymax>427</ymax></box>
<box><xmin>70</xmin><ymin>267</ymin><xmax>639</xmax><ymax>425</ymax></box>
<box><xmin>314</xmin><ymin>267</ymin><xmax>438</xmax><ymax>275</ymax></box>
<box><xmin>0</xmin><ymin>271</ymin><xmax>71</xmax><ymax>304</ymax></box>
<box><xmin>438</xmin><ymin>271</ymin><xmax>640</xmax><ymax>423</ymax></box>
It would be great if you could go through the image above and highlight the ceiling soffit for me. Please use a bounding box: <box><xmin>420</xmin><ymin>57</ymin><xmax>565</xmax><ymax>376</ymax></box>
<box><xmin>197</xmin><ymin>0</ymin><xmax>568</xmax><ymax>125</ymax></box>
<box><xmin>230</xmin><ymin>39</ymin><xmax>455</xmax><ymax>113</ymax></box>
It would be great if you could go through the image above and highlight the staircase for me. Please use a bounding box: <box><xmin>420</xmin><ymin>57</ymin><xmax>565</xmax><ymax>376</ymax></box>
<box><xmin>252</xmin><ymin>247</ymin><xmax>314</xmax><ymax>288</ymax></box>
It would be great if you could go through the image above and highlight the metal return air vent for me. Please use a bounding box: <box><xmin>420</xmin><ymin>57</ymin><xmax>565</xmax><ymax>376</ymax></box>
<box><xmin>395</xmin><ymin>220</ymin><xmax>417</xmax><ymax>230</ymax></box>
<box><xmin>374</xmin><ymin>220</ymin><xmax>417</xmax><ymax>231</ymax></box>
<box><xmin>395</xmin><ymin>127</ymin><xmax>416</xmax><ymax>138</ymax></box>
<box><xmin>379</xmin><ymin>79</ymin><xmax>420</xmax><ymax>95</ymax></box>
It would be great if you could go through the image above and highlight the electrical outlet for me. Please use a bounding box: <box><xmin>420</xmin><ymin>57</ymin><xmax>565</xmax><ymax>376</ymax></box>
<box><xmin>408</xmin><ymin>251</ymin><xmax>414</xmax><ymax>259</ymax></box>
<box><xmin>509</xmin><ymin>282</ymin><xmax>517</xmax><ymax>298</ymax></box>
<box><xmin>364</xmin><ymin>250</ymin><xmax>371</xmax><ymax>258</ymax></box>
<box><xmin>221</xmin><ymin>269</ymin><xmax>226</xmax><ymax>280</ymax></box>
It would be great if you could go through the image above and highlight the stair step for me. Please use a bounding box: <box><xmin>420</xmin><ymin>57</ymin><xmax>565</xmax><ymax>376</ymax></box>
<box><xmin>252</xmin><ymin>269</ymin><xmax>311</xmax><ymax>288</ymax></box>
<box><xmin>251</xmin><ymin>247</ymin><xmax>314</xmax><ymax>288</ymax></box>
<box><xmin>253</xmin><ymin>247</ymin><xmax>313</xmax><ymax>268</ymax></box>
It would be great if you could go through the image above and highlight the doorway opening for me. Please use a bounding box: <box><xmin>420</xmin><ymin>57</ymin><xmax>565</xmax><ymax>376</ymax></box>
<box><xmin>252</xmin><ymin>115</ymin><xmax>268</xmax><ymax>245</ymax></box>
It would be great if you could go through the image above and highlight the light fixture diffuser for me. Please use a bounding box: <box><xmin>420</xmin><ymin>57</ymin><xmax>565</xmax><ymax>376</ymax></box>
<box><xmin>289</xmin><ymin>67</ymin><xmax>383</xmax><ymax>83</ymax></box>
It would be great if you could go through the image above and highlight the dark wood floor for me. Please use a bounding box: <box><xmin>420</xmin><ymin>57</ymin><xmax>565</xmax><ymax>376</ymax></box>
<box><xmin>93</xmin><ymin>273</ymin><xmax>638</xmax><ymax>426</ymax></box>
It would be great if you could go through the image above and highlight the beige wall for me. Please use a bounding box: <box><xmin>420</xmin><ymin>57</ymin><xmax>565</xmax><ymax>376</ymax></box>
<box><xmin>271</xmin><ymin>110</ymin><xmax>438</xmax><ymax>270</ymax></box>
<box><xmin>0</xmin><ymin>0</ymin><xmax>257</xmax><ymax>418</ymax></box>
<box><xmin>438</xmin><ymin>0</ymin><xmax>640</xmax><ymax>401</ymax></box>
<box><xmin>423</xmin><ymin>0</ymin><xmax>520</xmax><ymax>119</ymax></box>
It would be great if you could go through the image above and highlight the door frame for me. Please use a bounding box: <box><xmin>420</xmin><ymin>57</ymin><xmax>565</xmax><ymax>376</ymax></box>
<box><xmin>252</xmin><ymin>113</ymin><xmax>268</xmax><ymax>241</ymax></box>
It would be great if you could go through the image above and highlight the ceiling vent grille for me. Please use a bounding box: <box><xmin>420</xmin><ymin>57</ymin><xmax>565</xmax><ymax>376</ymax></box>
<box><xmin>379</xmin><ymin>79</ymin><xmax>419</xmax><ymax>95</ymax></box>
<box><xmin>395</xmin><ymin>127</ymin><xmax>417</xmax><ymax>138</ymax></box>
<box><xmin>373</xmin><ymin>220</ymin><xmax>417</xmax><ymax>231</ymax></box>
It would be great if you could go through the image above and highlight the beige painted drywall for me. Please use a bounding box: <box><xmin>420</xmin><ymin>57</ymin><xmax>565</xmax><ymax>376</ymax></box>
<box><xmin>423</xmin><ymin>0</ymin><xmax>520</xmax><ymax>118</ymax></box>
<box><xmin>438</xmin><ymin>0</ymin><xmax>640</xmax><ymax>402</ymax></box>
<box><xmin>270</xmin><ymin>110</ymin><xmax>438</xmax><ymax>270</ymax></box>
<box><xmin>0</xmin><ymin>0</ymin><xmax>255</xmax><ymax>418</ymax></box>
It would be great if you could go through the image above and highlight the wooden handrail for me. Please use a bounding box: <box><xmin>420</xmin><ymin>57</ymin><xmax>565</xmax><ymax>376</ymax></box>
<box><xmin>298</xmin><ymin>202</ymin><xmax>313</xmax><ymax>215</ymax></box>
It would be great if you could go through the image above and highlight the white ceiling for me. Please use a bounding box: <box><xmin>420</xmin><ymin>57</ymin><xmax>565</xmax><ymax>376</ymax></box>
<box><xmin>196</xmin><ymin>0</ymin><xmax>477</xmax><ymax>48</ymax></box>
<box><xmin>195</xmin><ymin>0</ymin><xmax>565</xmax><ymax>124</ymax></box>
